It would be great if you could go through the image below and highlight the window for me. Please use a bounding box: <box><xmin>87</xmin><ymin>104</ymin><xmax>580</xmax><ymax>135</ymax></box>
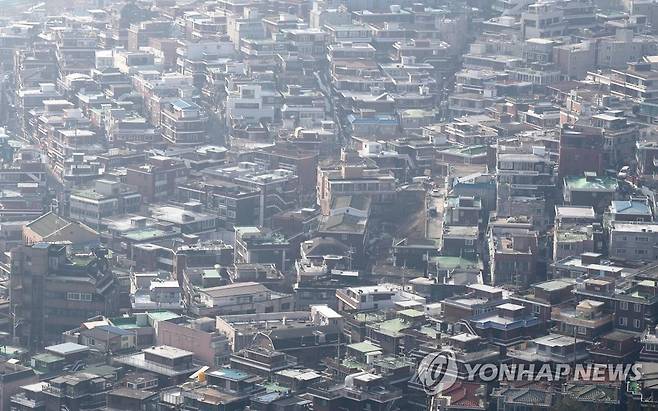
<box><xmin>634</xmin><ymin>319</ymin><xmax>642</xmax><ymax>329</ymax></box>
<box><xmin>619</xmin><ymin>301</ymin><xmax>629</xmax><ymax>310</ymax></box>
<box><xmin>374</xmin><ymin>294</ymin><xmax>392</xmax><ymax>301</ymax></box>
<box><xmin>619</xmin><ymin>317</ymin><xmax>628</xmax><ymax>326</ymax></box>
<box><xmin>635</xmin><ymin>304</ymin><xmax>642</xmax><ymax>313</ymax></box>
<box><xmin>235</xmin><ymin>295</ymin><xmax>253</xmax><ymax>304</ymax></box>
<box><xmin>66</xmin><ymin>292</ymin><xmax>92</xmax><ymax>302</ymax></box>
<box><xmin>577</xmin><ymin>326</ymin><xmax>587</xmax><ymax>335</ymax></box>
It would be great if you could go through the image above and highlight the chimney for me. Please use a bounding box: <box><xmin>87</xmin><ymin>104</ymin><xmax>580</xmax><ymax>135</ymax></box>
<box><xmin>581</xmin><ymin>252</ymin><xmax>602</xmax><ymax>265</ymax></box>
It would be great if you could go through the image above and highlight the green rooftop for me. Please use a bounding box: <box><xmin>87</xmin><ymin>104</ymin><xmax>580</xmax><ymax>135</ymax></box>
<box><xmin>557</xmin><ymin>231</ymin><xmax>590</xmax><ymax>242</ymax></box>
<box><xmin>347</xmin><ymin>341</ymin><xmax>381</xmax><ymax>353</ymax></box>
<box><xmin>446</xmin><ymin>196</ymin><xmax>482</xmax><ymax>208</ymax></box>
<box><xmin>628</xmin><ymin>381</ymin><xmax>641</xmax><ymax>395</ymax></box>
<box><xmin>0</xmin><ymin>345</ymin><xmax>26</xmax><ymax>357</ymax></box>
<box><xmin>110</xmin><ymin>317</ymin><xmax>140</xmax><ymax>329</ymax></box>
<box><xmin>376</xmin><ymin>318</ymin><xmax>410</xmax><ymax>335</ymax></box>
<box><xmin>564</xmin><ymin>175</ymin><xmax>618</xmax><ymax>191</ymax></box>
<box><xmin>83</xmin><ymin>364</ymin><xmax>120</xmax><ymax>377</ymax></box>
<box><xmin>342</xmin><ymin>358</ymin><xmax>366</xmax><ymax>369</ymax></box>
<box><xmin>419</xmin><ymin>326</ymin><xmax>440</xmax><ymax>339</ymax></box>
<box><xmin>429</xmin><ymin>256</ymin><xmax>482</xmax><ymax>270</ymax></box>
<box><xmin>148</xmin><ymin>311</ymin><xmax>181</xmax><ymax>322</ymax></box>
<box><xmin>263</xmin><ymin>382</ymin><xmax>290</xmax><ymax>393</ymax></box>
<box><xmin>398</xmin><ymin>309</ymin><xmax>425</xmax><ymax>318</ymax></box>
<box><xmin>440</xmin><ymin>145</ymin><xmax>488</xmax><ymax>157</ymax></box>
<box><xmin>70</xmin><ymin>255</ymin><xmax>95</xmax><ymax>267</ymax></box>
<box><xmin>354</xmin><ymin>312</ymin><xmax>386</xmax><ymax>323</ymax></box>
<box><xmin>32</xmin><ymin>353</ymin><xmax>64</xmax><ymax>364</ymax></box>
<box><xmin>401</xmin><ymin>109</ymin><xmax>435</xmax><ymax>117</ymax></box>
<box><xmin>203</xmin><ymin>269</ymin><xmax>221</xmax><ymax>278</ymax></box>
<box><xmin>72</xmin><ymin>189</ymin><xmax>104</xmax><ymax>200</ymax></box>
<box><xmin>373</xmin><ymin>355</ymin><xmax>415</xmax><ymax>370</ymax></box>
<box><xmin>124</xmin><ymin>228</ymin><xmax>170</xmax><ymax>242</ymax></box>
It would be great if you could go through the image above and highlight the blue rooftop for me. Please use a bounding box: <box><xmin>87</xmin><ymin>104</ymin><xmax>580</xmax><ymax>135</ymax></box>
<box><xmin>95</xmin><ymin>325</ymin><xmax>133</xmax><ymax>336</ymax></box>
<box><xmin>347</xmin><ymin>114</ymin><xmax>399</xmax><ymax>125</ymax></box>
<box><xmin>209</xmin><ymin>367</ymin><xmax>253</xmax><ymax>381</ymax></box>
<box><xmin>254</xmin><ymin>392</ymin><xmax>286</xmax><ymax>403</ymax></box>
<box><xmin>172</xmin><ymin>99</ymin><xmax>197</xmax><ymax>110</ymax></box>
<box><xmin>610</xmin><ymin>200</ymin><xmax>652</xmax><ymax>216</ymax></box>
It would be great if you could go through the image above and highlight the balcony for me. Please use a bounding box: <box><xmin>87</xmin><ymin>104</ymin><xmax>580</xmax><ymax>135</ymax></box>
<box><xmin>307</xmin><ymin>385</ymin><xmax>403</xmax><ymax>403</ymax></box>
<box><xmin>551</xmin><ymin>307</ymin><xmax>613</xmax><ymax>329</ymax></box>
<box><xmin>335</xmin><ymin>289</ymin><xmax>358</xmax><ymax>309</ymax></box>
<box><xmin>11</xmin><ymin>393</ymin><xmax>45</xmax><ymax>408</ymax></box>
<box><xmin>42</xmin><ymin>385</ymin><xmax>62</xmax><ymax>396</ymax></box>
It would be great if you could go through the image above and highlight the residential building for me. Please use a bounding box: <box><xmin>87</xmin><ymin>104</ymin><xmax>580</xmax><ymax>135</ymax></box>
<box><xmin>558</xmin><ymin>124</ymin><xmax>605</xmax><ymax>177</ymax></box>
<box><xmin>113</xmin><ymin>345</ymin><xmax>198</xmax><ymax>386</ymax></box>
<box><xmin>496</xmin><ymin>145</ymin><xmax>556</xmax><ymax>228</ymax></box>
<box><xmin>155</xmin><ymin>316</ymin><xmax>231</xmax><ymax>366</ymax></box>
<box><xmin>23</xmin><ymin>212</ymin><xmax>99</xmax><ymax>250</ymax></box>
<box><xmin>42</xmin><ymin>372</ymin><xmax>112</xmax><ymax>411</ymax></box>
<box><xmin>608</xmin><ymin>222</ymin><xmax>658</xmax><ymax>262</ymax></box>
<box><xmin>226</xmin><ymin>84</ymin><xmax>276</xmax><ymax>126</ymax></box>
<box><xmin>563</xmin><ymin>173</ymin><xmax>619</xmax><ymax>213</ymax></box>
<box><xmin>470</xmin><ymin>302</ymin><xmax>542</xmax><ymax>348</ymax></box>
<box><xmin>234</xmin><ymin>226</ymin><xmax>291</xmax><ymax>271</ymax></box>
<box><xmin>191</xmin><ymin>282</ymin><xmax>294</xmax><ymax>316</ymax></box>
<box><xmin>336</xmin><ymin>284</ymin><xmax>425</xmax><ymax>311</ymax></box>
<box><xmin>316</xmin><ymin>161</ymin><xmax>396</xmax><ymax>215</ymax></box>
<box><xmin>149</xmin><ymin>203</ymin><xmax>219</xmax><ymax>235</ymax></box>
<box><xmin>215</xmin><ymin>305</ymin><xmax>342</xmax><ymax>366</ymax></box>
<box><xmin>0</xmin><ymin>362</ymin><xmax>38</xmax><ymax>411</ymax></box>
<box><xmin>68</xmin><ymin>179</ymin><xmax>142</xmax><ymax>228</ymax></box>
<box><xmin>126</xmin><ymin>155</ymin><xmax>189</xmax><ymax>203</ymax></box>
<box><xmin>444</xmin><ymin>196</ymin><xmax>482</xmax><ymax>226</ymax></box>
<box><xmin>10</xmin><ymin>244</ymin><xmax>121</xmax><ymax>348</ymax></box>
<box><xmin>203</xmin><ymin>162</ymin><xmax>299</xmax><ymax>226</ymax></box>
<box><xmin>161</xmin><ymin>99</ymin><xmax>208</xmax><ymax>146</ymax></box>
<box><xmin>488</xmin><ymin>220</ymin><xmax>539</xmax><ymax>288</ymax></box>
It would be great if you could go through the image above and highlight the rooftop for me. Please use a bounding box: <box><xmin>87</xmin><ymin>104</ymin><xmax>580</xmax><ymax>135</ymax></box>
<box><xmin>533</xmin><ymin>333</ymin><xmax>585</xmax><ymax>347</ymax></box>
<box><xmin>143</xmin><ymin>345</ymin><xmax>193</xmax><ymax>360</ymax></box>
<box><xmin>149</xmin><ymin>204</ymin><xmax>216</xmax><ymax>225</ymax></box>
<box><xmin>147</xmin><ymin>311</ymin><xmax>182</xmax><ymax>322</ymax></box>
<box><xmin>25</xmin><ymin>212</ymin><xmax>70</xmax><ymax>237</ymax></box>
<box><xmin>555</xmin><ymin>206</ymin><xmax>596</xmax><ymax>220</ymax></box>
<box><xmin>208</xmin><ymin>367</ymin><xmax>254</xmax><ymax>382</ymax></box>
<box><xmin>348</xmin><ymin>341</ymin><xmax>382</xmax><ymax>354</ymax></box>
<box><xmin>564</xmin><ymin>176</ymin><xmax>618</xmax><ymax>192</ymax></box>
<box><xmin>45</xmin><ymin>342</ymin><xmax>90</xmax><ymax>356</ymax></box>
<box><xmin>123</xmin><ymin>228</ymin><xmax>174</xmax><ymax>241</ymax></box>
<box><xmin>611</xmin><ymin>222</ymin><xmax>658</xmax><ymax>233</ymax></box>
<box><xmin>610</xmin><ymin>200</ymin><xmax>652</xmax><ymax>216</ymax></box>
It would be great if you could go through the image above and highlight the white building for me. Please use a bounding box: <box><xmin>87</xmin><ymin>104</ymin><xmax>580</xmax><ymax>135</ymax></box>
<box><xmin>336</xmin><ymin>283</ymin><xmax>426</xmax><ymax>311</ymax></box>
<box><xmin>226</xmin><ymin>84</ymin><xmax>276</xmax><ymax>126</ymax></box>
